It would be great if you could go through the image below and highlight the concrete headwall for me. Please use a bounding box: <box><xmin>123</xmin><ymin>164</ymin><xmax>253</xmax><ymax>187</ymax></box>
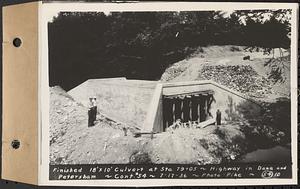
<box><xmin>162</xmin><ymin>80</ymin><xmax>262</xmax><ymax>123</ymax></box>
<box><xmin>143</xmin><ymin>80</ymin><xmax>263</xmax><ymax>132</ymax></box>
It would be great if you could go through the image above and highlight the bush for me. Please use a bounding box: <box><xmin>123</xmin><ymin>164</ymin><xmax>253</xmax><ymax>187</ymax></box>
<box><xmin>129</xmin><ymin>151</ymin><xmax>152</xmax><ymax>164</ymax></box>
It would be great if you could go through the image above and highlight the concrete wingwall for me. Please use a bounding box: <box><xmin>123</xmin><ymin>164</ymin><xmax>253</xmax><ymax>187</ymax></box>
<box><xmin>204</xmin><ymin>82</ymin><xmax>263</xmax><ymax>122</ymax></box>
<box><xmin>142</xmin><ymin>80</ymin><xmax>263</xmax><ymax>132</ymax></box>
<box><xmin>68</xmin><ymin>78</ymin><xmax>157</xmax><ymax>129</ymax></box>
<box><xmin>68</xmin><ymin>78</ymin><xmax>126</xmax><ymax>107</ymax></box>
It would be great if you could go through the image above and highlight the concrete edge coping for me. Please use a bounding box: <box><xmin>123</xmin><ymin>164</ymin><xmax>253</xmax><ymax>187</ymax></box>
<box><xmin>87</xmin><ymin>79</ymin><xmax>158</xmax><ymax>89</ymax></box>
<box><xmin>162</xmin><ymin>80</ymin><xmax>262</xmax><ymax>106</ymax></box>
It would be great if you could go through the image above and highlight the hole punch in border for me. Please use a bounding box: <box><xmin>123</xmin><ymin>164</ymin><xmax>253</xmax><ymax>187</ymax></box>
<box><xmin>13</xmin><ymin>38</ymin><xmax>22</xmax><ymax>48</ymax></box>
<box><xmin>11</xmin><ymin>140</ymin><xmax>20</xmax><ymax>149</ymax></box>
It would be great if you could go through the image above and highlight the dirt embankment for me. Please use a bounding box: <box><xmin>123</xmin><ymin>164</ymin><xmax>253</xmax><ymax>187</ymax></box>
<box><xmin>50</xmin><ymin>86</ymin><xmax>145</xmax><ymax>164</ymax></box>
<box><xmin>50</xmin><ymin>86</ymin><xmax>87</xmax><ymax>146</ymax></box>
<box><xmin>145</xmin><ymin>125</ymin><xmax>246</xmax><ymax>164</ymax></box>
<box><xmin>50</xmin><ymin>86</ymin><xmax>249</xmax><ymax>165</ymax></box>
<box><xmin>161</xmin><ymin>45</ymin><xmax>290</xmax><ymax>100</ymax></box>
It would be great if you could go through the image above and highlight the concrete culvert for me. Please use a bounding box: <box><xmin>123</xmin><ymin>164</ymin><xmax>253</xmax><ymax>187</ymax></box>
<box><xmin>163</xmin><ymin>90</ymin><xmax>214</xmax><ymax>131</ymax></box>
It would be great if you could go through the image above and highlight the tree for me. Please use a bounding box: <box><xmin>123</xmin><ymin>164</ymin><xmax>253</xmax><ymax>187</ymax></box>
<box><xmin>232</xmin><ymin>9</ymin><xmax>291</xmax><ymax>83</ymax></box>
<box><xmin>48</xmin><ymin>10</ymin><xmax>291</xmax><ymax>90</ymax></box>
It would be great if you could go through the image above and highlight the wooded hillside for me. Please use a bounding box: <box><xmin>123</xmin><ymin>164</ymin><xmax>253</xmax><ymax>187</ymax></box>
<box><xmin>48</xmin><ymin>10</ymin><xmax>291</xmax><ymax>90</ymax></box>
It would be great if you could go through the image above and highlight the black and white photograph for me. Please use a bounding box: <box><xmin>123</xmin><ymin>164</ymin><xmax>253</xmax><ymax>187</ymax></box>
<box><xmin>39</xmin><ymin>2</ymin><xmax>298</xmax><ymax>185</ymax></box>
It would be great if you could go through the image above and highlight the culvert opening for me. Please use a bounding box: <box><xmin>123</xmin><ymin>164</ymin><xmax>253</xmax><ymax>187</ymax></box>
<box><xmin>163</xmin><ymin>90</ymin><xmax>215</xmax><ymax>131</ymax></box>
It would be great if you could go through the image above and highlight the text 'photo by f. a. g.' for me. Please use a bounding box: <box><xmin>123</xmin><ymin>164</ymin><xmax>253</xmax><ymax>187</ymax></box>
<box><xmin>42</xmin><ymin>2</ymin><xmax>298</xmax><ymax>184</ymax></box>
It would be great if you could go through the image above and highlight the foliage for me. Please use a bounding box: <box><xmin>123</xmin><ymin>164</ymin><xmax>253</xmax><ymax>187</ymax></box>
<box><xmin>238</xmin><ymin>97</ymin><xmax>291</xmax><ymax>147</ymax></box>
<box><xmin>48</xmin><ymin>10</ymin><xmax>291</xmax><ymax>90</ymax></box>
<box><xmin>264</xmin><ymin>55</ymin><xmax>290</xmax><ymax>83</ymax></box>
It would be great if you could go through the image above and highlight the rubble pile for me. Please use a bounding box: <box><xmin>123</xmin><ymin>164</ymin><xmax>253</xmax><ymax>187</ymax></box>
<box><xmin>198</xmin><ymin>65</ymin><xmax>273</xmax><ymax>98</ymax></box>
<box><xmin>167</xmin><ymin>119</ymin><xmax>214</xmax><ymax>131</ymax></box>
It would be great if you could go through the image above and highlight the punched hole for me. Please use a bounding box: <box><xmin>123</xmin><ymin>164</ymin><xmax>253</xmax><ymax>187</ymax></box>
<box><xmin>13</xmin><ymin>38</ymin><xmax>22</xmax><ymax>47</ymax></box>
<box><xmin>11</xmin><ymin>140</ymin><xmax>20</xmax><ymax>149</ymax></box>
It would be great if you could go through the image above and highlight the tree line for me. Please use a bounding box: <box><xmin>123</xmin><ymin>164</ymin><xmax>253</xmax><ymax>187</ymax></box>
<box><xmin>48</xmin><ymin>10</ymin><xmax>291</xmax><ymax>90</ymax></box>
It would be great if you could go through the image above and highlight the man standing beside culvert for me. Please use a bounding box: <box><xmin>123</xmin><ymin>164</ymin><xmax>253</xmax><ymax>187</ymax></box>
<box><xmin>88</xmin><ymin>96</ymin><xmax>97</xmax><ymax>127</ymax></box>
<box><xmin>216</xmin><ymin>109</ymin><xmax>221</xmax><ymax>125</ymax></box>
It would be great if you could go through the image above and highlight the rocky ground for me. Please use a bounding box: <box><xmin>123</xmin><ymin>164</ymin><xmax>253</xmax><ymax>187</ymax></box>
<box><xmin>197</xmin><ymin>65</ymin><xmax>273</xmax><ymax>98</ymax></box>
<box><xmin>50</xmin><ymin>86</ymin><xmax>86</xmax><ymax>146</ymax></box>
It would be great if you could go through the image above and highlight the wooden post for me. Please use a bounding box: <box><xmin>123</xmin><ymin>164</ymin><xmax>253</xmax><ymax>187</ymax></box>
<box><xmin>187</xmin><ymin>95</ymin><xmax>192</xmax><ymax>121</ymax></box>
<box><xmin>175</xmin><ymin>97</ymin><xmax>181</xmax><ymax>121</ymax></box>
<box><xmin>204</xmin><ymin>94</ymin><xmax>208</xmax><ymax>120</ymax></box>
<box><xmin>200</xmin><ymin>94</ymin><xmax>206</xmax><ymax>122</ymax></box>
<box><xmin>164</xmin><ymin>97</ymin><xmax>173</xmax><ymax>129</ymax></box>
<box><xmin>191</xmin><ymin>95</ymin><xmax>198</xmax><ymax>121</ymax></box>
<box><xmin>207</xmin><ymin>94</ymin><xmax>213</xmax><ymax>118</ymax></box>
<box><xmin>172</xmin><ymin>98</ymin><xmax>176</xmax><ymax>123</ymax></box>
<box><xmin>190</xmin><ymin>96</ymin><xmax>193</xmax><ymax>121</ymax></box>
<box><xmin>197</xmin><ymin>95</ymin><xmax>201</xmax><ymax>123</ymax></box>
<box><xmin>183</xmin><ymin>97</ymin><xmax>189</xmax><ymax>122</ymax></box>
<box><xmin>163</xmin><ymin>97</ymin><xmax>168</xmax><ymax>130</ymax></box>
<box><xmin>180</xmin><ymin>96</ymin><xmax>184</xmax><ymax>121</ymax></box>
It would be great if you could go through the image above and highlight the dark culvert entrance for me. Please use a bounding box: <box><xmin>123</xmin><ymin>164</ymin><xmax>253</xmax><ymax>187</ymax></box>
<box><xmin>163</xmin><ymin>90</ymin><xmax>215</xmax><ymax>131</ymax></box>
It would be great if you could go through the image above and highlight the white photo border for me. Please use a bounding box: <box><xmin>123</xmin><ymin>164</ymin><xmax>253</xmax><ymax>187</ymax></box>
<box><xmin>39</xmin><ymin>2</ymin><xmax>298</xmax><ymax>186</ymax></box>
